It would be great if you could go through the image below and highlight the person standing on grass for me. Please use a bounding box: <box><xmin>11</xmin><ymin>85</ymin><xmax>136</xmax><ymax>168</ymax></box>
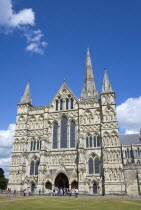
<box><xmin>75</xmin><ymin>188</ymin><xmax>78</xmax><ymax>198</ymax></box>
<box><xmin>13</xmin><ymin>189</ymin><xmax>16</xmax><ymax>197</ymax></box>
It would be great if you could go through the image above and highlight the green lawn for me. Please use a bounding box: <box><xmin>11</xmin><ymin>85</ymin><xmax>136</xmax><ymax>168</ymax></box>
<box><xmin>0</xmin><ymin>197</ymin><xmax>141</xmax><ymax>210</ymax></box>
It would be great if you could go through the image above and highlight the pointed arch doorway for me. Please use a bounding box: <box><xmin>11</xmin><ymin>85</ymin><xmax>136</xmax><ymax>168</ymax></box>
<box><xmin>55</xmin><ymin>173</ymin><xmax>69</xmax><ymax>188</ymax></box>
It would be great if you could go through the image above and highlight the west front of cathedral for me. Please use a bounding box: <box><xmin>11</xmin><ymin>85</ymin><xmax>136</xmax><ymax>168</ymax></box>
<box><xmin>8</xmin><ymin>49</ymin><xmax>141</xmax><ymax>195</ymax></box>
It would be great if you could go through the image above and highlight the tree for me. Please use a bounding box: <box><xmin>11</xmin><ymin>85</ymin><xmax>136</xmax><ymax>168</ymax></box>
<box><xmin>0</xmin><ymin>168</ymin><xmax>4</xmax><ymax>178</ymax></box>
<box><xmin>0</xmin><ymin>178</ymin><xmax>7</xmax><ymax>190</ymax></box>
<box><xmin>0</xmin><ymin>168</ymin><xmax>7</xmax><ymax>190</ymax></box>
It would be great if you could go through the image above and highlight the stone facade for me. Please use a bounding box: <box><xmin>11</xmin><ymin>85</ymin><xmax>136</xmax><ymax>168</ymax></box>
<box><xmin>8</xmin><ymin>49</ymin><xmax>141</xmax><ymax>195</ymax></box>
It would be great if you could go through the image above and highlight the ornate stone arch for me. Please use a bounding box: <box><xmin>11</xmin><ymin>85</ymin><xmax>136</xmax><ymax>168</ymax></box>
<box><xmin>104</xmin><ymin>105</ymin><xmax>115</xmax><ymax>121</ymax></box>
<box><xmin>83</xmin><ymin>109</ymin><xmax>93</xmax><ymax>124</ymax></box>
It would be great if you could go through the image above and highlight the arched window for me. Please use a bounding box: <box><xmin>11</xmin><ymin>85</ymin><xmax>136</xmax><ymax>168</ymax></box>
<box><xmin>70</xmin><ymin>121</ymin><xmax>75</xmax><ymax>148</ymax></box>
<box><xmin>37</xmin><ymin>140</ymin><xmax>39</xmax><ymax>150</ymax></box>
<box><xmin>30</xmin><ymin>141</ymin><xmax>33</xmax><ymax>151</ymax></box>
<box><xmin>30</xmin><ymin>161</ymin><xmax>34</xmax><ymax>175</ymax></box>
<box><xmin>88</xmin><ymin>158</ymin><xmax>93</xmax><ymax>174</ymax></box>
<box><xmin>33</xmin><ymin>141</ymin><xmax>36</xmax><ymax>151</ymax></box>
<box><xmin>97</xmin><ymin>136</ymin><xmax>101</xmax><ymax>147</ymax></box>
<box><xmin>88</xmin><ymin>155</ymin><xmax>100</xmax><ymax>174</ymax></box>
<box><xmin>127</xmin><ymin>148</ymin><xmax>130</xmax><ymax>158</ymax></box>
<box><xmin>86</xmin><ymin>137</ymin><xmax>89</xmax><ymax>148</ymax></box>
<box><xmin>60</xmin><ymin>99</ymin><xmax>63</xmax><ymax>110</ymax></box>
<box><xmin>95</xmin><ymin>157</ymin><xmax>100</xmax><ymax>173</ymax></box>
<box><xmin>66</xmin><ymin>99</ymin><xmax>69</xmax><ymax>110</ymax></box>
<box><xmin>60</xmin><ymin>117</ymin><xmax>68</xmax><ymax>148</ymax></box>
<box><xmin>90</xmin><ymin>136</ymin><xmax>92</xmax><ymax>147</ymax></box>
<box><xmin>40</xmin><ymin>141</ymin><xmax>42</xmax><ymax>150</ymax></box>
<box><xmin>137</xmin><ymin>147</ymin><xmax>140</xmax><ymax>158</ymax></box>
<box><xmin>71</xmin><ymin>98</ymin><xmax>73</xmax><ymax>109</ymax></box>
<box><xmin>56</xmin><ymin>100</ymin><xmax>58</xmax><ymax>111</ymax></box>
<box><xmin>94</xmin><ymin>136</ymin><xmax>96</xmax><ymax>147</ymax></box>
<box><xmin>35</xmin><ymin>160</ymin><xmax>39</xmax><ymax>175</ymax></box>
<box><xmin>125</xmin><ymin>150</ymin><xmax>127</xmax><ymax>158</ymax></box>
<box><xmin>53</xmin><ymin>123</ymin><xmax>58</xmax><ymax>149</ymax></box>
<box><xmin>86</xmin><ymin>134</ymin><xmax>94</xmax><ymax>148</ymax></box>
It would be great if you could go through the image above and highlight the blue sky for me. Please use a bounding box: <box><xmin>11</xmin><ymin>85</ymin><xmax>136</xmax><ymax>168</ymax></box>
<box><xmin>0</xmin><ymin>0</ymin><xmax>141</xmax><ymax>129</ymax></box>
<box><xmin>0</xmin><ymin>0</ymin><xmax>141</xmax><ymax>177</ymax></box>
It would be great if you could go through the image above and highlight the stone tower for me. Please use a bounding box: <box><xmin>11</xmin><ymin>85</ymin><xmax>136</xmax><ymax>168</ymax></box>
<box><xmin>100</xmin><ymin>69</ymin><xmax>125</xmax><ymax>194</ymax></box>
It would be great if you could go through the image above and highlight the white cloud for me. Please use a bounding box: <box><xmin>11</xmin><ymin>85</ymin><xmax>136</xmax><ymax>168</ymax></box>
<box><xmin>0</xmin><ymin>0</ymin><xmax>47</xmax><ymax>54</ymax></box>
<box><xmin>25</xmin><ymin>29</ymin><xmax>47</xmax><ymax>54</ymax></box>
<box><xmin>117</xmin><ymin>97</ymin><xmax>141</xmax><ymax>134</ymax></box>
<box><xmin>0</xmin><ymin>0</ymin><xmax>35</xmax><ymax>27</ymax></box>
<box><xmin>0</xmin><ymin>124</ymin><xmax>15</xmax><ymax>178</ymax></box>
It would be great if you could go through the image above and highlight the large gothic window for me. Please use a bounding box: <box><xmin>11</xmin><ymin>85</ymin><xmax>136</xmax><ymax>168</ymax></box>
<box><xmin>35</xmin><ymin>160</ymin><xmax>39</xmax><ymax>175</ymax></box>
<box><xmin>70</xmin><ymin>121</ymin><xmax>75</xmax><ymax>148</ymax></box>
<box><xmin>60</xmin><ymin>116</ymin><xmax>68</xmax><ymax>148</ymax></box>
<box><xmin>53</xmin><ymin>123</ymin><xmax>58</xmax><ymax>149</ymax></box>
<box><xmin>30</xmin><ymin>160</ymin><xmax>34</xmax><ymax>175</ymax></box>
<box><xmin>88</xmin><ymin>158</ymin><xmax>93</xmax><ymax>174</ymax></box>
<box><xmin>30</xmin><ymin>158</ymin><xmax>39</xmax><ymax>176</ymax></box>
<box><xmin>95</xmin><ymin>157</ymin><xmax>100</xmax><ymax>173</ymax></box>
<box><xmin>88</xmin><ymin>155</ymin><xmax>100</xmax><ymax>174</ymax></box>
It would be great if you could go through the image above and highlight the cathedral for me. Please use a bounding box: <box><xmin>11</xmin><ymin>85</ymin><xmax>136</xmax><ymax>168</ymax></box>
<box><xmin>8</xmin><ymin>49</ymin><xmax>141</xmax><ymax>195</ymax></box>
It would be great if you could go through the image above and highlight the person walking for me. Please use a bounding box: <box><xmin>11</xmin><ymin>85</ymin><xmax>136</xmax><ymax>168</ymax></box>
<box><xmin>75</xmin><ymin>188</ymin><xmax>78</xmax><ymax>198</ymax></box>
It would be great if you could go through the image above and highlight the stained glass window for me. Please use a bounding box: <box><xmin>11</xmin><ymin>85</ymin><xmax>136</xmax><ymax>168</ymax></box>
<box><xmin>95</xmin><ymin>157</ymin><xmax>100</xmax><ymax>173</ymax></box>
<box><xmin>37</xmin><ymin>140</ymin><xmax>39</xmax><ymax>150</ymax></box>
<box><xmin>66</xmin><ymin>99</ymin><xmax>69</xmax><ymax>110</ymax></box>
<box><xmin>97</xmin><ymin>136</ymin><xmax>101</xmax><ymax>147</ymax></box>
<box><xmin>71</xmin><ymin>98</ymin><xmax>73</xmax><ymax>109</ymax></box>
<box><xmin>60</xmin><ymin>100</ymin><xmax>63</xmax><ymax>110</ymax></box>
<box><xmin>30</xmin><ymin>161</ymin><xmax>34</xmax><ymax>175</ymax></box>
<box><xmin>60</xmin><ymin>117</ymin><xmax>68</xmax><ymax>148</ymax></box>
<box><xmin>40</xmin><ymin>141</ymin><xmax>42</xmax><ymax>150</ymax></box>
<box><xmin>56</xmin><ymin>100</ymin><xmax>58</xmax><ymax>111</ymax></box>
<box><xmin>30</xmin><ymin>141</ymin><xmax>33</xmax><ymax>151</ymax></box>
<box><xmin>90</xmin><ymin>136</ymin><xmax>92</xmax><ymax>147</ymax></box>
<box><xmin>35</xmin><ymin>160</ymin><xmax>39</xmax><ymax>175</ymax></box>
<box><xmin>94</xmin><ymin>136</ymin><xmax>96</xmax><ymax>147</ymax></box>
<box><xmin>33</xmin><ymin>141</ymin><xmax>36</xmax><ymax>151</ymax></box>
<box><xmin>53</xmin><ymin>123</ymin><xmax>58</xmax><ymax>149</ymax></box>
<box><xmin>88</xmin><ymin>158</ymin><xmax>93</xmax><ymax>174</ymax></box>
<box><xmin>86</xmin><ymin>137</ymin><xmax>89</xmax><ymax>148</ymax></box>
<box><xmin>70</xmin><ymin>121</ymin><xmax>75</xmax><ymax>148</ymax></box>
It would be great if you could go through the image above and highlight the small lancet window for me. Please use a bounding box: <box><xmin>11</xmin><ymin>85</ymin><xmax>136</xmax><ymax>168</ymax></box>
<box><xmin>60</xmin><ymin>99</ymin><xmax>63</xmax><ymax>110</ymax></box>
<box><xmin>33</xmin><ymin>141</ymin><xmax>36</xmax><ymax>151</ymax></box>
<box><xmin>56</xmin><ymin>100</ymin><xmax>58</xmax><ymax>111</ymax></box>
<box><xmin>37</xmin><ymin>140</ymin><xmax>39</xmax><ymax>150</ymax></box>
<box><xmin>71</xmin><ymin>98</ymin><xmax>73</xmax><ymax>109</ymax></box>
<box><xmin>30</xmin><ymin>141</ymin><xmax>33</xmax><ymax>151</ymax></box>
<box><xmin>40</xmin><ymin>141</ymin><xmax>42</xmax><ymax>150</ymax></box>
<box><xmin>66</xmin><ymin>99</ymin><xmax>69</xmax><ymax>110</ymax></box>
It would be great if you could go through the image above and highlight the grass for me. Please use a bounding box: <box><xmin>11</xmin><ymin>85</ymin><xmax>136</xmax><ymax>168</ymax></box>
<box><xmin>0</xmin><ymin>197</ymin><xmax>141</xmax><ymax>210</ymax></box>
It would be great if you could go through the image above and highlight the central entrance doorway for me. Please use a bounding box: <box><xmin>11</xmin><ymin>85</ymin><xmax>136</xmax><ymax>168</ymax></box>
<box><xmin>55</xmin><ymin>173</ymin><xmax>69</xmax><ymax>188</ymax></box>
<box><xmin>31</xmin><ymin>183</ymin><xmax>35</xmax><ymax>193</ymax></box>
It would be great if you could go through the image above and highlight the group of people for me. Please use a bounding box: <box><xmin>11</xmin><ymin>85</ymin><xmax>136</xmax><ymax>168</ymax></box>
<box><xmin>7</xmin><ymin>188</ymin><xmax>16</xmax><ymax>197</ymax></box>
<box><xmin>48</xmin><ymin>188</ymin><xmax>79</xmax><ymax>198</ymax></box>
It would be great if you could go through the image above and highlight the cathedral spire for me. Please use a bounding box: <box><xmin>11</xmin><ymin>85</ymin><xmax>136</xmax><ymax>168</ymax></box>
<box><xmin>81</xmin><ymin>48</ymin><xmax>98</xmax><ymax>99</ymax></box>
<box><xmin>102</xmin><ymin>68</ymin><xmax>113</xmax><ymax>92</ymax></box>
<box><xmin>20</xmin><ymin>81</ymin><xmax>32</xmax><ymax>104</ymax></box>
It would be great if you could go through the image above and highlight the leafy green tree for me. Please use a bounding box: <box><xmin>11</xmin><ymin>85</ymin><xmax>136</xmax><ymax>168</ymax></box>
<box><xmin>0</xmin><ymin>178</ymin><xmax>7</xmax><ymax>190</ymax></box>
<box><xmin>0</xmin><ymin>168</ymin><xmax>7</xmax><ymax>190</ymax></box>
<box><xmin>0</xmin><ymin>168</ymin><xmax>4</xmax><ymax>178</ymax></box>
